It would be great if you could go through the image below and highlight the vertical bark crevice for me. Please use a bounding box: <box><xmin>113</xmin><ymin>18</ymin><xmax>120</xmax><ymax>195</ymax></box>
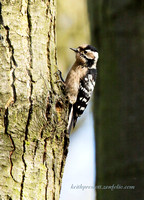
<box><xmin>27</xmin><ymin>0</ymin><xmax>33</xmax><ymax>68</ymax></box>
<box><xmin>10</xmin><ymin>68</ymin><xmax>17</xmax><ymax>103</ymax></box>
<box><xmin>20</xmin><ymin>171</ymin><xmax>25</xmax><ymax>200</ymax></box>
<box><xmin>25</xmin><ymin>69</ymin><xmax>33</xmax><ymax>138</ymax></box>
<box><xmin>46</xmin><ymin>1</ymin><xmax>57</xmax><ymax>95</ymax></box>
<box><xmin>4</xmin><ymin>25</ymin><xmax>17</xmax><ymax>103</ymax></box>
<box><xmin>4</xmin><ymin>26</ymin><xmax>18</xmax><ymax>68</ymax></box>
<box><xmin>46</xmin><ymin>92</ymin><xmax>52</xmax><ymax>121</ymax></box>
<box><xmin>9</xmin><ymin>133</ymin><xmax>16</xmax><ymax>182</ymax></box>
<box><xmin>45</xmin><ymin>163</ymin><xmax>49</xmax><ymax>200</ymax></box>
<box><xmin>4</xmin><ymin>108</ymin><xmax>9</xmax><ymax>135</ymax></box>
<box><xmin>47</xmin><ymin>19</ymin><xmax>53</xmax><ymax>91</ymax></box>
<box><xmin>53</xmin><ymin>16</ymin><xmax>57</xmax><ymax>65</ymax></box>
<box><xmin>52</xmin><ymin>148</ymin><xmax>56</xmax><ymax>200</ymax></box>
<box><xmin>20</xmin><ymin>70</ymin><xmax>33</xmax><ymax>199</ymax></box>
<box><xmin>0</xmin><ymin>2</ymin><xmax>4</xmax><ymax>25</ymax></box>
<box><xmin>1</xmin><ymin>8</ymin><xmax>18</xmax><ymax>178</ymax></box>
<box><xmin>46</xmin><ymin>0</ymin><xmax>51</xmax><ymax>16</ymax></box>
<box><xmin>43</xmin><ymin>138</ymin><xmax>48</xmax><ymax>164</ymax></box>
<box><xmin>20</xmin><ymin>2</ymin><xmax>34</xmax><ymax>198</ymax></box>
<box><xmin>43</xmin><ymin>138</ymin><xmax>49</xmax><ymax>200</ymax></box>
<box><xmin>20</xmin><ymin>136</ymin><xmax>27</xmax><ymax>200</ymax></box>
<box><xmin>4</xmin><ymin>108</ymin><xmax>17</xmax><ymax>182</ymax></box>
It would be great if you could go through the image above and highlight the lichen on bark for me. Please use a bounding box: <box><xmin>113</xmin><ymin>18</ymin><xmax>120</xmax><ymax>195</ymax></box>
<box><xmin>0</xmin><ymin>1</ymin><xmax>69</xmax><ymax>200</ymax></box>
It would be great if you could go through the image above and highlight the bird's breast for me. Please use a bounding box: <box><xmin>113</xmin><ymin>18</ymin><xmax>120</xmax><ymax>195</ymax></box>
<box><xmin>65</xmin><ymin>65</ymin><xmax>88</xmax><ymax>104</ymax></box>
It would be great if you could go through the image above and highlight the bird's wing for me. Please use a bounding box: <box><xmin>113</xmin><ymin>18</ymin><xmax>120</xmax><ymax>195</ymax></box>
<box><xmin>73</xmin><ymin>68</ymin><xmax>97</xmax><ymax>127</ymax></box>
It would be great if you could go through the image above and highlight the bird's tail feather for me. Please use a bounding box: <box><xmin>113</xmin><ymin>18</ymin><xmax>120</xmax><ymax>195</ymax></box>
<box><xmin>67</xmin><ymin>105</ymin><xmax>74</xmax><ymax>134</ymax></box>
<box><xmin>73</xmin><ymin>117</ymin><xmax>77</xmax><ymax>129</ymax></box>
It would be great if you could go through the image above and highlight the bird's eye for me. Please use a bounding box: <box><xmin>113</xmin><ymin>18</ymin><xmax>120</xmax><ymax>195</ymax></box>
<box><xmin>84</xmin><ymin>50</ymin><xmax>87</xmax><ymax>54</ymax></box>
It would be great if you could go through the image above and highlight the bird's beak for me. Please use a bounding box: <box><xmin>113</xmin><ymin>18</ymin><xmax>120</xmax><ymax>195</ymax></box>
<box><xmin>70</xmin><ymin>48</ymin><xmax>78</xmax><ymax>53</ymax></box>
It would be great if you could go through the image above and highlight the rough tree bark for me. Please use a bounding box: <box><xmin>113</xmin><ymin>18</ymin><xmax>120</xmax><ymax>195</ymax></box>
<box><xmin>0</xmin><ymin>1</ymin><xmax>69</xmax><ymax>200</ymax></box>
<box><xmin>88</xmin><ymin>0</ymin><xmax>144</xmax><ymax>200</ymax></box>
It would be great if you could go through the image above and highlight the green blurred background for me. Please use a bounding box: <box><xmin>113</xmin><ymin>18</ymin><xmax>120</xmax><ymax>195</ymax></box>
<box><xmin>57</xmin><ymin>0</ymin><xmax>90</xmax><ymax>75</ymax></box>
<box><xmin>57</xmin><ymin>0</ymin><xmax>144</xmax><ymax>200</ymax></box>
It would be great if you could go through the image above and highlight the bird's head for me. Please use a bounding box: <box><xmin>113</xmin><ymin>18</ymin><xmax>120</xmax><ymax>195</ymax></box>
<box><xmin>70</xmin><ymin>44</ymin><xmax>99</xmax><ymax>67</ymax></box>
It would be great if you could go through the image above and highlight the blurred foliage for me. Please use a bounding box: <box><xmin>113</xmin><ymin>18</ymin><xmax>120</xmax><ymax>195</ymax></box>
<box><xmin>57</xmin><ymin>0</ymin><xmax>90</xmax><ymax>77</ymax></box>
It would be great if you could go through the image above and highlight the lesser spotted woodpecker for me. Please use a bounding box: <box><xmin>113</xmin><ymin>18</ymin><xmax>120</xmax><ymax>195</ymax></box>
<box><xmin>65</xmin><ymin>44</ymin><xmax>99</xmax><ymax>133</ymax></box>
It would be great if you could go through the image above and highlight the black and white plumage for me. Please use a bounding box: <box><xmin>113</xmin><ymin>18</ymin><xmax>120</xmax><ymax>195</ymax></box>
<box><xmin>73</xmin><ymin>68</ymin><xmax>97</xmax><ymax>127</ymax></box>
<box><xmin>65</xmin><ymin>44</ymin><xmax>99</xmax><ymax>133</ymax></box>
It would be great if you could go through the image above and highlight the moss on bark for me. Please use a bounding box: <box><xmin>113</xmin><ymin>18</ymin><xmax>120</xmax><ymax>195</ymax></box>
<box><xmin>0</xmin><ymin>1</ymin><xmax>69</xmax><ymax>199</ymax></box>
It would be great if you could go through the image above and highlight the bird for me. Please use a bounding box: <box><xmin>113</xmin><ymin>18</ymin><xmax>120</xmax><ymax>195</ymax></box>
<box><xmin>65</xmin><ymin>44</ymin><xmax>99</xmax><ymax>133</ymax></box>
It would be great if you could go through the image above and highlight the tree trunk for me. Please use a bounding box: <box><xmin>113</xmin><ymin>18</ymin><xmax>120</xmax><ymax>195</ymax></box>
<box><xmin>88</xmin><ymin>0</ymin><xmax>144</xmax><ymax>200</ymax></box>
<box><xmin>0</xmin><ymin>1</ymin><xmax>69</xmax><ymax>199</ymax></box>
